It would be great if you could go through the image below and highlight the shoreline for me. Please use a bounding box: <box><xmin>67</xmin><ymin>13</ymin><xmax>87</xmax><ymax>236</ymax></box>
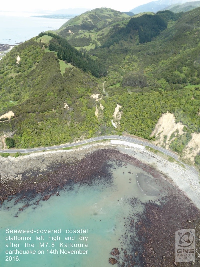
<box><xmin>0</xmin><ymin>44</ymin><xmax>15</xmax><ymax>60</ymax></box>
<box><xmin>1</xmin><ymin>141</ymin><xmax>200</xmax><ymax>265</ymax></box>
<box><xmin>0</xmin><ymin>140</ymin><xmax>200</xmax><ymax>210</ymax></box>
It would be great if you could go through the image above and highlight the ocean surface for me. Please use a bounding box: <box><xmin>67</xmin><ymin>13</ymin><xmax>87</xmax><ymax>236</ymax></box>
<box><xmin>0</xmin><ymin>15</ymin><xmax>68</xmax><ymax>45</ymax></box>
<box><xmin>0</xmin><ymin>160</ymin><xmax>172</xmax><ymax>267</ymax></box>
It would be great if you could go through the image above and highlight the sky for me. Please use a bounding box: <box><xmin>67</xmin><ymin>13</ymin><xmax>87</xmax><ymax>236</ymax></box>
<box><xmin>0</xmin><ymin>0</ymin><xmax>154</xmax><ymax>14</ymax></box>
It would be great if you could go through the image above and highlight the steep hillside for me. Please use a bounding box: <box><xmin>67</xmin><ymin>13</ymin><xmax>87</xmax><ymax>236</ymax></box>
<box><xmin>102</xmin><ymin>13</ymin><xmax>168</xmax><ymax>47</ymax></box>
<box><xmin>1</xmin><ymin>7</ymin><xmax>200</xmax><ymax>168</ymax></box>
<box><xmin>89</xmin><ymin>7</ymin><xmax>200</xmax><ymax>166</ymax></box>
<box><xmin>0</xmin><ymin>35</ymin><xmax>107</xmax><ymax>148</ymax></box>
<box><xmin>38</xmin><ymin>32</ymin><xmax>106</xmax><ymax>77</ymax></box>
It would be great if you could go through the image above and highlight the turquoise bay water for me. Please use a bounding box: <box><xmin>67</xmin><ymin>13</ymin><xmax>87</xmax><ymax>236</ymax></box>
<box><xmin>0</xmin><ymin>161</ymin><xmax>169</xmax><ymax>267</ymax></box>
<box><xmin>0</xmin><ymin>16</ymin><xmax>68</xmax><ymax>45</ymax></box>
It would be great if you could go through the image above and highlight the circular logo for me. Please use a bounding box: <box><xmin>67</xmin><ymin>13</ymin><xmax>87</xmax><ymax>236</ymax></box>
<box><xmin>178</xmin><ymin>231</ymin><xmax>194</xmax><ymax>247</ymax></box>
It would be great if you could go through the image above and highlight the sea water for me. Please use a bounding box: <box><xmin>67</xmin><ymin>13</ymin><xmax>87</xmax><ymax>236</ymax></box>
<box><xmin>0</xmin><ymin>160</ymin><xmax>171</xmax><ymax>267</ymax></box>
<box><xmin>0</xmin><ymin>15</ymin><xmax>68</xmax><ymax>45</ymax></box>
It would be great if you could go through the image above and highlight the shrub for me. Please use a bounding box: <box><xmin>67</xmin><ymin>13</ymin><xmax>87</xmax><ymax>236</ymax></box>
<box><xmin>14</xmin><ymin>152</ymin><xmax>23</xmax><ymax>157</ymax></box>
<box><xmin>195</xmin><ymin>154</ymin><xmax>200</xmax><ymax>166</ymax></box>
<box><xmin>0</xmin><ymin>153</ymin><xmax>10</xmax><ymax>157</ymax></box>
<box><xmin>122</xmin><ymin>71</ymin><xmax>147</xmax><ymax>88</ymax></box>
<box><xmin>5</xmin><ymin>137</ymin><xmax>15</xmax><ymax>148</ymax></box>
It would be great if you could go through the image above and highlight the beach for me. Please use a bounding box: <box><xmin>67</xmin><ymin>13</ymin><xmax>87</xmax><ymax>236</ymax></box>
<box><xmin>0</xmin><ymin>140</ymin><xmax>200</xmax><ymax>207</ymax></box>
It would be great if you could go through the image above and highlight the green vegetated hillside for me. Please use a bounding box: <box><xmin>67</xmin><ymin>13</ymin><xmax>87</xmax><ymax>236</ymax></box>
<box><xmin>102</xmin><ymin>13</ymin><xmax>169</xmax><ymax>47</ymax></box>
<box><xmin>1</xmin><ymin>7</ymin><xmax>200</xmax><ymax>167</ymax></box>
<box><xmin>57</xmin><ymin>8</ymin><xmax>130</xmax><ymax>50</ymax></box>
<box><xmin>0</xmin><ymin>36</ymin><xmax>105</xmax><ymax>148</ymax></box>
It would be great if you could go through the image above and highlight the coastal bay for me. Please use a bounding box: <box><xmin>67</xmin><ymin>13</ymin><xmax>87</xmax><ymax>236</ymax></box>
<box><xmin>0</xmin><ymin>15</ymin><xmax>68</xmax><ymax>60</ymax></box>
<box><xmin>1</xmin><ymin>5</ymin><xmax>200</xmax><ymax>266</ymax></box>
<box><xmin>1</xmin><ymin>141</ymin><xmax>200</xmax><ymax>266</ymax></box>
<box><xmin>0</xmin><ymin>15</ymin><xmax>68</xmax><ymax>45</ymax></box>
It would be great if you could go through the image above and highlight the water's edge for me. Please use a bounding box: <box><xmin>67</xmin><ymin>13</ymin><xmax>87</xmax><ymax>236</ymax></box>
<box><xmin>1</xmin><ymin>145</ymin><xmax>200</xmax><ymax>266</ymax></box>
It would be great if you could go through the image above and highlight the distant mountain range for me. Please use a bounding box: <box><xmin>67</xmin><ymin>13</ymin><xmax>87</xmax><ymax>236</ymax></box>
<box><xmin>130</xmin><ymin>0</ymin><xmax>200</xmax><ymax>13</ymax></box>
<box><xmin>165</xmin><ymin>0</ymin><xmax>200</xmax><ymax>12</ymax></box>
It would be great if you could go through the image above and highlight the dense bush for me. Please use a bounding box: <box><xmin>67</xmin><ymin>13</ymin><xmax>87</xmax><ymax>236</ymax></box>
<box><xmin>5</xmin><ymin>137</ymin><xmax>15</xmax><ymax>148</ymax></box>
<box><xmin>126</xmin><ymin>14</ymin><xmax>167</xmax><ymax>43</ymax></box>
<box><xmin>122</xmin><ymin>72</ymin><xmax>148</xmax><ymax>88</ymax></box>
<box><xmin>38</xmin><ymin>32</ymin><xmax>106</xmax><ymax>77</ymax></box>
<box><xmin>102</xmin><ymin>13</ymin><xmax>167</xmax><ymax>47</ymax></box>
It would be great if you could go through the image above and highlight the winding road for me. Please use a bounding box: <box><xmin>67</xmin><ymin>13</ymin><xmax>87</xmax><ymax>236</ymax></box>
<box><xmin>0</xmin><ymin>134</ymin><xmax>198</xmax><ymax>176</ymax></box>
<box><xmin>0</xmin><ymin>135</ymin><xmax>175</xmax><ymax>156</ymax></box>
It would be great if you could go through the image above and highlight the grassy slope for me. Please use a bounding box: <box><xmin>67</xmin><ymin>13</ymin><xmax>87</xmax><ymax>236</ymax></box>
<box><xmin>57</xmin><ymin>8</ymin><xmax>130</xmax><ymax>50</ymax></box>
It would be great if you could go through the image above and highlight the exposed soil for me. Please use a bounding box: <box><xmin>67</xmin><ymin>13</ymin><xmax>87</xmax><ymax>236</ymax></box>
<box><xmin>151</xmin><ymin>112</ymin><xmax>184</xmax><ymax>149</ymax></box>
<box><xmin>183</xmin><ymin>132</ymin><xmax>200</xmax><ymax>162</ymax></box>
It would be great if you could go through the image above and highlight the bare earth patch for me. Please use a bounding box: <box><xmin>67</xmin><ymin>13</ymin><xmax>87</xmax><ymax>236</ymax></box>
<box><xmin>16</xmin><ymin>55</ymin><xmax>21</xmax><ymax>64</ymax></box>
<box><xmin>151</xmin><ymin>112</ymin><xmax>184</xmax><ymax>149</ymax></box>
<box><xmin>90</xmin><ymin>94</ymin><xmax>102</xmax><ymax>101</ymax></box>
<box><xmin>0</xmin><ymin>111</ymin><xmax>15</xmax><ymax>149</ymax></box>
<box><xmin>91</xmin><ymin>94</ymin><xmax>104</xmax><ymax>118</ymax></box>
<box><xmin>0</xmin><ymin>111</ymin><xmax>15</xmax><ymax>120</ymax></box>
<box><xmin>95</xmin><ymin>105</ymin><xmax>99</xmax><ymax>118</ymax></box>
<box><xmin>112</xmin><ymin>104</ymin><xmax>122</xmax><ymax>128</ymax></box>
<box><xmin>183</xmin><ymin>133</ymin><xmax>200</xmax><ymax>162</ymax></box>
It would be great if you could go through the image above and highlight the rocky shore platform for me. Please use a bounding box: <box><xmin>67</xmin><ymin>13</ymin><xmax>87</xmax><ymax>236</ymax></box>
<box><xmin>0</xmin><ymin>44</ymin><xmax>14</xmax><ymax>60</ymax></box>
<box><xmin>0</xmin><ymin>44</ymin><xmax>11</xmax><ymax>51</ymax></box>
<box><xmin>118</xmin><ymin>193</ymin><xmax>200</xmax><ymax>266</ymax></box>
<box><xmin>1</xmin><ymin>144</ymin><xmax>200</xmax><ymax>266</ymax></box>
